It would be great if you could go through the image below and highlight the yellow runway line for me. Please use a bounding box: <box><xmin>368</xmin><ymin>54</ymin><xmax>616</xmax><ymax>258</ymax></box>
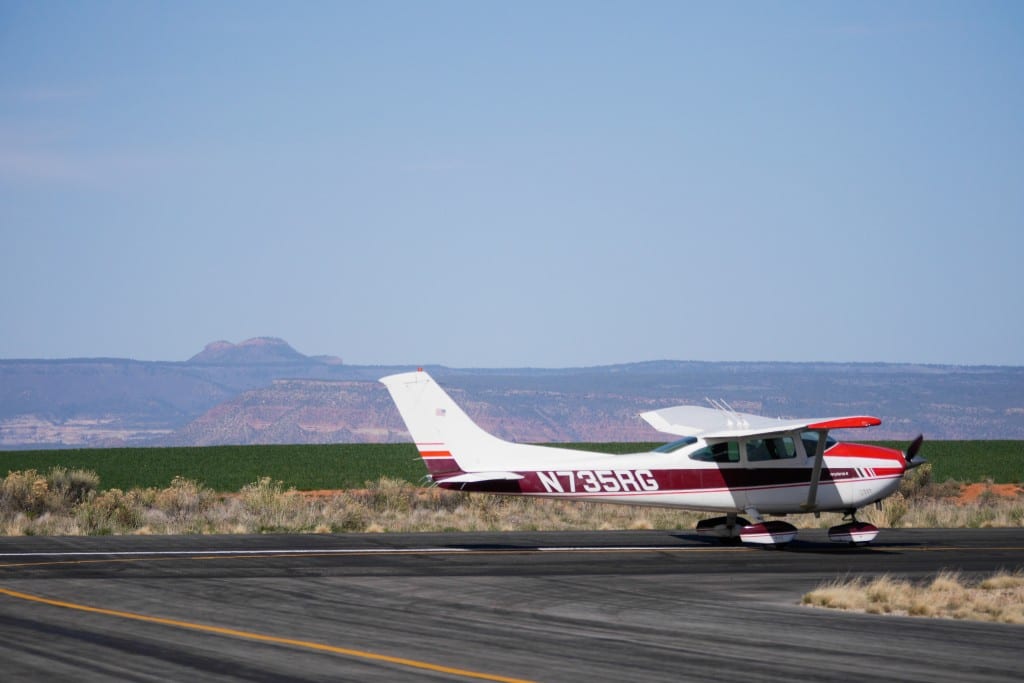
<box><xmin>0</xmin><ymin>587</ymin><xmax>536</xmax><ymax>683</ymax></box>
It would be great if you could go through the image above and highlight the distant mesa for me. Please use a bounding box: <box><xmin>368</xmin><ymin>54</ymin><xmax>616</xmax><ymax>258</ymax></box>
<box><xmin>187</xmin><ymin>337</ymin><xmax>341</xmax><ymax>365</ymax></box>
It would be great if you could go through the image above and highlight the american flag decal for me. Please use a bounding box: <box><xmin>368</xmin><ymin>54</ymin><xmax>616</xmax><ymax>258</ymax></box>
<box><xmin>436</xmin><ymin>408</ymin><xmax>446</xmax><ymax>416</ymax></box>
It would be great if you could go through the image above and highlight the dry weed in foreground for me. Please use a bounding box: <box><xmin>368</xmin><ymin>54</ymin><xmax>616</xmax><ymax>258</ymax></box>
<box><xmin>802</xmin><ymin>571</ymin><xmax>1024</xmax><ymax>624</ymax></box>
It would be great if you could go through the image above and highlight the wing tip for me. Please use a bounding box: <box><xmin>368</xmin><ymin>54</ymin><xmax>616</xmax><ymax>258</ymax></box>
<box><xmin>807</xmin><ymin>416</ymin><xmax>882</xmax><ymax>430</ymax></box>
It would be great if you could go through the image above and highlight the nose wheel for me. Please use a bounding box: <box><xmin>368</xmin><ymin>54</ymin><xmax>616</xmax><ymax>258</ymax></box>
<box><xmin>828</xmin><ymin>510</ymin><xmax>879</xmax><ymax>545</ymax></box>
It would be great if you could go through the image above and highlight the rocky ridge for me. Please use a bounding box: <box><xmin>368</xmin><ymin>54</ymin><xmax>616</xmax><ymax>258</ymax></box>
<box><xmin>2</xmin><ymin>341</ymin><xmax>1022</xmax><ymax>449</ymax></box>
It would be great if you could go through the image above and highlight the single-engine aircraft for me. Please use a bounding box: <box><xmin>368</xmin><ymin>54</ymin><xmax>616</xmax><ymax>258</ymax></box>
<box><xmin>381</xmin><ymin>370</ymin><xmax>924</xmax><ymax>546</ymax></box>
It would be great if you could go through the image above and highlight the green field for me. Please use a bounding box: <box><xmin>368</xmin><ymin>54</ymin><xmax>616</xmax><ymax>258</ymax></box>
<box><xmin>0</xmin><ymin>444</ymin><xmax>426</xmax><ymax>491</ymax></box>
<box><xmin>1</xmin><ymin>441</ymin><xmax>1021</xmax><ymax>491</ymax></box>
<box><xmin>873</xmin><ymin>440</ymin><xmax>1024</xmax><ymax>485</ymax></box>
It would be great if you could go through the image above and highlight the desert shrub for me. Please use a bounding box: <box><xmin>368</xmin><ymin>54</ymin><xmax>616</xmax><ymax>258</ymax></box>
<box><xmin>76</xmin><ymin>488</ymin><xmax>146</xmax><ymax>533</ymax></box>
<box><xmin>236</xmin><ymin>477</ymin><xmax>312</xmax><ymax>532</ymax></box>
<box><xmin>154</xmin><ymin>477</ymin><xmax>216</xmax><ymax>518</ymax></box>
<box><xmin>899</xmin><ymin>463</ymin><xmax>932</xmax><ymax>498</ymax></box>
<box><xmin>46</xmin><ymin>467</ymin><xmax>100</xmax><ymax>506</ymax></box>
<box><xmin>0</xmin><ymin>468</ymin><xmax>100</xmax><ymax>517</ymax></box>
<box><xmin>898</xmin><ymin>463</ymin><xmax>962</xmax><ymax>500</ymax></box>
<box><xmin>862</xmin><ymin>492</ymin><xmax>909</xmax><ymax>527</ymax></box>
<box><xmin>0</xmin><ymin>469</ymin><xmax>52</xmax><ymax>516</ymax></box>
<box><xmin>239</xmin><ymin>477</ymin><xmax>295</xmax><ymax>510</ymax></box>
<box><xmin>366</xmin><ymin>477</ymin><xmax>414</xmax><ymax>513</ymax></box>
<box><xmin>324</xmin><ymin>498</ymin><xmax>370</xmax><ymax>532</ymax></box>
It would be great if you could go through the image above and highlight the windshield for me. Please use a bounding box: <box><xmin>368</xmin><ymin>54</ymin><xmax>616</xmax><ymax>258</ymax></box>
<box><xmin>689</xmin><ymin>441</ymin><xmax>741</xmax><ymax>463</ymax></box>
<box><xmin>800</xmin><ymin>430</ymin><xmax>837</xmax><ymax>456</ymax></box>
<box><xmin>653</xmin><ymin>436</ymin><xmax>698</xmax><ymax>453</ymax></box>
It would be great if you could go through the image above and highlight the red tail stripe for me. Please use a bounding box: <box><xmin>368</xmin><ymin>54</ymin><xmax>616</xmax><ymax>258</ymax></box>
<box><xmin>419</xmin><ymin>451</ymin><xmax>453</xmax><ymax>458</ymax></box>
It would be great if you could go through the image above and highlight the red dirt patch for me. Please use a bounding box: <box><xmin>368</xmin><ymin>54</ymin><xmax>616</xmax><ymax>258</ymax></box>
<box><xmin>300</xmin><ymin>489</ymin><xmax>354</xmax><ymax>498</ymax></box>
<box><xmin>956</xmin><ymin>483</ymin><xmax>1024</xmax><ymax>505</ymax></box>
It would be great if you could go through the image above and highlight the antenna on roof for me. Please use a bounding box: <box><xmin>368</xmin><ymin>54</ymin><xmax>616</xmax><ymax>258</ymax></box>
<box><xmin>705</xmin><ymin>397</ymin><xmax>749</xmax><ymax>428</ymax></box>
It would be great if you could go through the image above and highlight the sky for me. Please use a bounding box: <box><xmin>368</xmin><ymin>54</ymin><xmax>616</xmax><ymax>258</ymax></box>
<box><xmin>1</xmin><ymin>1</ymin><xmax>1022</xmax><ymax>367</ymax></box>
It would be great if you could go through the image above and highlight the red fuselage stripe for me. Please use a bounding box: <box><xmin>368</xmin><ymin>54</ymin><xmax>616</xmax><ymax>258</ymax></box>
<box><xmin>512</xmin><ymin>475</ymin><xmax>904</xmax><ymax>497</ymax></box>
<box><xmin>436</xmin><ymin>465</ymin><xmax>905</xmax><ymax>496</ymax></box>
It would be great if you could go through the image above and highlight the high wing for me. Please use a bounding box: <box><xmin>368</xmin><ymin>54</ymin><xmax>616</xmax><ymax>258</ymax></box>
<box><xmin>640</xmin><ymin>405</ymin><xmax>881</xmax><ymax>439</ymax></box>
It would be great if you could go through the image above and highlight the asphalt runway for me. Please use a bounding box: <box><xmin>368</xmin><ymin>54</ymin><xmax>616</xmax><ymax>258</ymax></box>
<box><xmin>1</xmin><ymin>529</ymin><xmax>1022</xmax><ymax>682</ymax></box>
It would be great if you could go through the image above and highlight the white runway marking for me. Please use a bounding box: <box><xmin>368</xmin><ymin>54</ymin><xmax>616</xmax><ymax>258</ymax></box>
<box><xmin>0</xmin><ymin>545</ymin><xmax>721</xmax><ymax>559</ymax></box>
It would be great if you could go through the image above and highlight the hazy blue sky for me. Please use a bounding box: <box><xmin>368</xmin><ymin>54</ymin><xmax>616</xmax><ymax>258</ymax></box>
<box><xmin>2</xmin><ymin>2</ymin><xmax>1021</xmax><ymax>367</ymax></box>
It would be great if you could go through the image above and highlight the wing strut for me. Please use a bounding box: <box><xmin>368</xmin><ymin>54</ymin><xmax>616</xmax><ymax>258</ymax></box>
<box><xmin>801</xmin><ymin>430</ymin><xmax>828</xmax><ymax>512</ymax></box>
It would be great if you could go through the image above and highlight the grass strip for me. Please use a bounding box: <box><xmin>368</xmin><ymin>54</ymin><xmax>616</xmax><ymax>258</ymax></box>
<box><xmin>0</xmin><ymin>444</ymin><xmax>425</xmax><ymax>491</ymax></box>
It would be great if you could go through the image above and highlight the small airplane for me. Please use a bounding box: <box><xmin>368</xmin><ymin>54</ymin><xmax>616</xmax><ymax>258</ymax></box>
<box><xmin>380</xmin><ymin>369</ymin><xmax>925</xmax><ymax>546</ymax></box>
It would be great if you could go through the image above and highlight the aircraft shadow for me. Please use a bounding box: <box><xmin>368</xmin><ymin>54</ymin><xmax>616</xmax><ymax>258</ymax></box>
<box><xmin>668</xmin><ymin>532</ymin><xmax>920</xmax><ymax>554</ymax></box>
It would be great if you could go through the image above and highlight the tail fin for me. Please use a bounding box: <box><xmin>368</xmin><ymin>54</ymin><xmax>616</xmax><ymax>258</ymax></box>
<box><xmin>380</xmin><ymin>370</ymin><xmax>508</xmax><ymax>478</ymax></box>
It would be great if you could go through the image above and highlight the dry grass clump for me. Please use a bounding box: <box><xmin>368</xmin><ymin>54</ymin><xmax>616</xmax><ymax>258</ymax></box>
<box><xmin>802</xmin><ymin>571</ymin><xmax>1024</xmax><ymax>624</ymax></box>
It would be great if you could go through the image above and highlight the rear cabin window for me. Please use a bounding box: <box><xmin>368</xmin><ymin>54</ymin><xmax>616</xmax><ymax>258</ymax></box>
<box><xmin>745</xmin><ymin>437</ymin><xmax>797</xmax><ymax>461</ymax></box>
<box><xmin>689</xmin><ymin>441</ymin><xmax>741</xmax><ymax>463</ymax></box>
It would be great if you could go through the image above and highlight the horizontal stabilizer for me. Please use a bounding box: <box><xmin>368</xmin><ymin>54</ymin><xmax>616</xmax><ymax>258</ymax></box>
<box><xmin>436</xmin><ymin>471</ymin><xmax>525</xmax><ymax>485</ymax></box>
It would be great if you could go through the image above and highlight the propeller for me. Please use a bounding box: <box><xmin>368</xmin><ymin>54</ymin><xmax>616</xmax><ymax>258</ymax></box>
<box><xmin>904</xmin><ymin>434</ymin><xmax>925</xmax><ymax>468</ymax></box>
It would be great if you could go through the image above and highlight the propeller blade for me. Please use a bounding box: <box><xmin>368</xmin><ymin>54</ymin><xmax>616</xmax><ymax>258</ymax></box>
<box><xmin>905</xmin><ymin>434</ymin><xmax>925</xmax><ymax>468</ymax></box>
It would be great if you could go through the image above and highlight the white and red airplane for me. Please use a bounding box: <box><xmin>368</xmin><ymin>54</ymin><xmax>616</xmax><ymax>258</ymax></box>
<box><xmin>381</xmin><ymin>370</ymin><xmax>924</xmax><ymax>546</ymax></box>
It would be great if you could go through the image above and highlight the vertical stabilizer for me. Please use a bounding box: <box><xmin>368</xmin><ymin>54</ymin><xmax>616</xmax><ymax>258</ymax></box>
<box><xmin>380</xmin><ymin>370</ymin><xmax>507</xmax><ymax>477</ymax></box>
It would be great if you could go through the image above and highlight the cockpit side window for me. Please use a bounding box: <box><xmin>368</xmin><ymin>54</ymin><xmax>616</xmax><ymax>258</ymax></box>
<box><xmin>746</xmin><ymin>437</ymin><xmax>797</xmax><ymax>461</ymax></box>
<box><xmin>689</xmin><ymin>441</ymin><xmax>740</xmax><ymax>463</ymax></box>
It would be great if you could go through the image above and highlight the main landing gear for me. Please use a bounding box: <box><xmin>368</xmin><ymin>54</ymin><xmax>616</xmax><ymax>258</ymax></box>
<box><xmin>696</xmin><ymin>508</ymin><xmax>879</xmax><ymax>547</ymax></box>
<box><xmin>695</xmin><ymin>514</ymin><xmax>749</xmax><ymax>545</ymax></box>
<box><xmin>696</xmin><ymin>510</ymin><xmax>797</xmax><ymax>548</ymax></box>
<box><xmin>827</xmin><ymin>510</ymin><xmax>879</xmax><ymax>545</ymax></box>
